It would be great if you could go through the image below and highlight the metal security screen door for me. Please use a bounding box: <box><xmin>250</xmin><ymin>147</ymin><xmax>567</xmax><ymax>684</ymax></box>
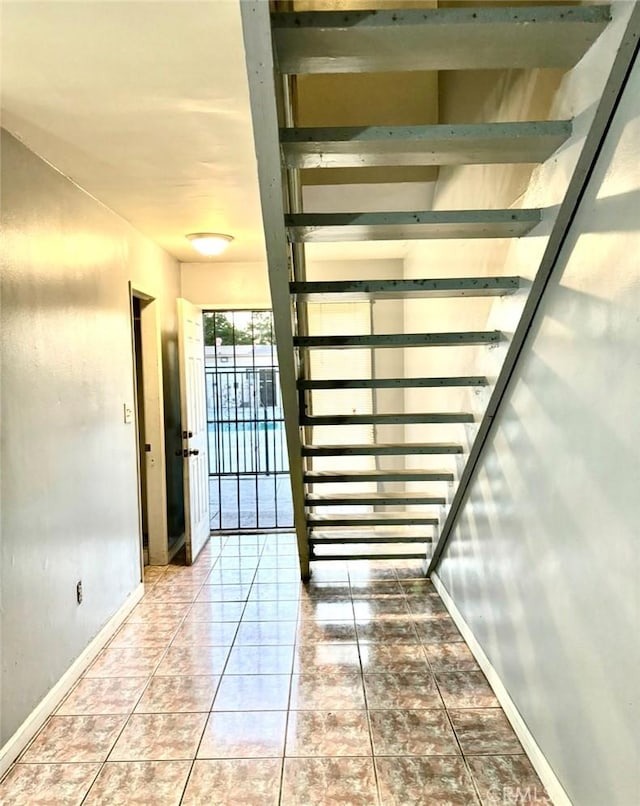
<box><xmin>204</xmin><ymin>310</ymin><xmax>293</xmax><ymax>530</ymax></box>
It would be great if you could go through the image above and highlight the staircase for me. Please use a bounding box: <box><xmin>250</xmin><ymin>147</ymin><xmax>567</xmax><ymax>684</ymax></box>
<box><xmin>240</xmin><ymin>2</ymin><xmax>613</xmax><ymax>580</ymax></box>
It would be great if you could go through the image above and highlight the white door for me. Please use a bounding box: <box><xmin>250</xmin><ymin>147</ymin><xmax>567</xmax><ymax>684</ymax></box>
<box><xmin>177</xmin><ymin>298</ymin><xmax>210</xmax><ymax>563</ymax></box>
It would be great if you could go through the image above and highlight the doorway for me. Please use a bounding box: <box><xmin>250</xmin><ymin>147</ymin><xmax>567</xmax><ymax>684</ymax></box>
<box><xmin>130</xmin><ymin>286</ymin><xmax>173</xmax><ymax>565</ymax></box>
<box><xmin>132</xmin><ymin>297</ymin><xmax>149</xmax><ymax>561</ymax></box>
<box><xmin>203</xmin><ymin>310</ymin><xmax>293</xmax><ymax>530</ymax></box>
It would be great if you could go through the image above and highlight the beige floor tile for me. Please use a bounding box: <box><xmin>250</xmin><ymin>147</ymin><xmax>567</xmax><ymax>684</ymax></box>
<box><xmin>214</xmin><ymin>554</ymin><xmax>260</xmax><ymax>571</ymax></box>
<box><xmin>198</xmin><ymin>710</ymin><xmax>287</xmax><ymax>758</ymax></box>
<box><xmin>356</xmin><ymin>621</ymin><xmax>420</xmax><ymax>645</ymax></box>
<box><xmin>109</xmin><ymin>712</ymin><xmax>207</xmax><ymax>761</ymax></box>
<box><xmin>134</xmin><ymin>675</ymin><xmax>219</xmax><ymax>713</ymax></box>
<box><xmin>349</xmin><ymin>580</ymin><xmax>403</xmax><ymax>597</ymax></box>
<box><xmin>296</xmin><ymin>619</ymin><xmax>357</xmax><ymax>644</ymax></box>
<box><xmin>181</xmin><ymin>759</ymin><xmax>282</xmax><ymax>806</ymax></box>
<box><xmin>154</xmin><ymin>645</ymin><xmax>229</xmax><ymax>676</ymax></box>
<box><xmin>82</xmin><ymin>761</ymin><xmax>190</xmax><ymax>806</ymax></box>
<box><xmin>302</xmin><ymin>562</ymin><xmax>349</xmax><ymax>583</ymax></box>
<box><xmin>195</xmin><ymin>584</ymin><xmax>252</xmax><ymax>603</ymax></box>
<box><xmin>285</xmin><ymin>710</ymin><xmax>371</xmax><ymax>757</ymax></box>
<box><xmin>289</xmin><ymin>672</ymin><xmax>365</xmax><ymax>710</ymax></box>
<box><xmin>406</xmin><ymin>596</ymin><xmax>448</xmax><ymax>617</ymax></box>
<box><xmin>400</xmin><ymin>580</ymin><xmax>436</xmax><ymax>596</ymax></box>
<box><xmin>162</xmin><ymin>566</ymin><xmax>211</xmax><ymax>582</ymax></box>
<box><xmin>376</xmin><ymin>756</ymin><xmax>479</xmax><ymax>805</ymax></box>
<box><xmin>415</xmin><ymin>617</ymin><xmax>463</xmax><ymax>644</ymax></box>
<box><xmin>352</xmin><ymin>597</ymin><xmax>410</xmax><ymax>618</ymax></box>
<box><xmin>84</xmin><ymin>646</ymin><xmax>164</xmax><ymax>678</ymax></box>
<box><xmin>126</xmin><ymin>602</ymin><xmax>190</xmax><ymax>624</ymax></box>
<box><xmin>349</xmin><ymin>564</ymin><xmax>399</xmax><ymax>583</ymax></box>
<box><xmin>152</xmin><ymin>580</ymin><xmax>204</xmax><ymax>595</ymax></box>
<box><xmin>394</xmin><ymin>562</ymin><xmax>427</xmax><ymax>580</ymax></box>
<box><xmin>0</xmin><ymin>545</ymin><xmax>546</xmax><ymax>806</ymax></box>
<box><xmin>359</xmin><ymin>644</ymin><xmax>430</xmax><ymax>674</ymax></box>
<box><xmin>171</xmin><ymin>621</ymin><xmax>239</xmax><ymax>647</ymax></box>
<box><xmin>423</xmin><ymin>642</ymin><xmax>479</xmax><ymax>671</ymax></box>
<box><xmin>369</xmin><ymin>708</ymin><xmax>460</xmax><ymax>756</ymax></box>
<box><xmin>241</xmin><ymin>599</ymin><xmax>300</xmax><ymax>622</ymax></box>
<box><xmin>248</xmin><ymin>583</ymin><xmax>301</xmax><ymax>602</ymax></box>
<box><xmin>235</xmin><ymin>620</ymin><xmax>298</xmax><ymax>646</ymax></box>
<box><xmin>142</xmin><ymin>586</ymin><xmax>200</xmax><ymax>604</ymax></box>
<box><xmin>183</xmin><ymin>601</ymin><xmax>246</xmax><ymax>622</ymax></box>
<box><xmin>434</xmin><ymin>671</ymin><xmax>499</xmax><ymax>708</ymax></box>
<box><xmin>0</xmin><ymin>763</ymin><xmax>100</xmax><ymax>806</ymax></box>
<box><xmin>298</xmin><ymin>598</ymin><xmax>353</xmax><ymax>620</ymax></box>
<box><xmin>293</xmin><ymin>642</ymin><xmax>361</xmax><ymax>674</ymax></box>
<box><xmin>212</xmin><ymin>674</ymin><xmax>291</xmax><ymax>711</ymax></box>
<box><xmin>143</xmin><ymin>567</ymin><xmax>167</xmax><ymax>584</ymax></box>
<box><xmin>57</xmin><ymin>678</ymin><xmax>147</xmax><ymax>716</ymax></box>
<box><xmin>282</xmin><ymin>757</ymin><xmax>378</xmax><ymax>806</ymax></box>
<box><xmin>466</xmin><ymin>755</ymin><xmax>550</xmax><ymax>806</ymax></box>
<box><xmin>205</xmin><ymin>568</ymin><xmax>256</xmax><ymax>586</ymax></box>
<box><xmin>21</xmin><ymin>716</ymin><xmax>126</xmax><ymax>763</ymax></box>
<box><xmin>254</xmin><ymin>568</ymin><xmax>301</xmax><ymax>584</ymax></box>
<box><xmin>364</xmin><ymin>672</ymin><xmax>443</xmax><ymax>710</ymax></box>
<box><xmin>109</xmin><ymin>621</ymin><xmax>178</xmax><ymax>648</ymax></box>
<box><xmin>257</xmin><ymin>555</ymin><xmax>300</xmax><ymax>570</ymax></box>
<box><xmin>449</xmin><ymin>708</ymin><xmax>523</xmax><ymax>755</ymax></box>
<box><xmin>302</xmin><ymin>582</ymin><xmax>351</xmax><ymax>601</ymax></box>
<box><xmin>225</xmin><ymin>644</ymin><xmax>294</xmax><ymax>675</ymax></box>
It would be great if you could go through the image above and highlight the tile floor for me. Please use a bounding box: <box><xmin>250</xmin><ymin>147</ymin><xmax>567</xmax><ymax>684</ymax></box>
<box><xmin>0</xmin><ymin>533</ymin><xmax>551</xmax><ymax>805</ymax></box>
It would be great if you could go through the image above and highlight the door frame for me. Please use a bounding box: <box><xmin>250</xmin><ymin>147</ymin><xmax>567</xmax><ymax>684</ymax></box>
<box><xmin>129</xmin><ymin>283</ymin><xmax>170</xmax><ymax>565</ymax></box>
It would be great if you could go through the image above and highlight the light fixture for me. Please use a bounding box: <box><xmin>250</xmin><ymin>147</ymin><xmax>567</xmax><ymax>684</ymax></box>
<box><xmin>186</xmin><ymin>232</ymin><xmax>233</xmax><ymax>257</ymax></box>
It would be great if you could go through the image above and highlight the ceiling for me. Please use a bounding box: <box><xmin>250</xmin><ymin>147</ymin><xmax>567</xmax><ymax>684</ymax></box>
<box><xmin>2</xmin><ymin>1</ymin><xmax>555</xmax><ymax>267</ymax></box>
<box><xmin>0</xmin><ymin>0</ymin><xmax>268</xmax><ymax>263</ymax></box>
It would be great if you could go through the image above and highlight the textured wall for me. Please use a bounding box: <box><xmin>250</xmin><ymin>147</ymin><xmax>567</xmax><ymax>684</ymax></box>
<box><xmin>0</xmin><ymin>131</ymin><xmax>181</xmax><ymax>744</ymax></box>
<box><xmin>436</xmin><ymin>48</ymin><xmax>640</xmax><ymax>806</ymax></box>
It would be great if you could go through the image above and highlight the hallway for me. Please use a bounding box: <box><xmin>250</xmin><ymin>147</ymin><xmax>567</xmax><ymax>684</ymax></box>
<box><xmin>0</xmin><ymin>535</ymin><xmax>548</xmax><ymax>805</ymax></box>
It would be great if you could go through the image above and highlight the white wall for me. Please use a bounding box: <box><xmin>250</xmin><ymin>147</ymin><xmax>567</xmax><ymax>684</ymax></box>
<box><xmin>400</xmin><ymin>1</ymin><xmax>634</xmax><ymax>512</ymax></box>
<box><xmin>181</xmin><ymin>261</ymin><xmax>271</xmax><ymax>309</ymax></box>
<box><xmin>435</xmin><ymin>48</ymin><xmax>640</xmax><ymax>806</ymax></box>
<box><xmin>0</xmin><ymin>130</ymin><xmax>181</xmax><ymax>745</ymax></box>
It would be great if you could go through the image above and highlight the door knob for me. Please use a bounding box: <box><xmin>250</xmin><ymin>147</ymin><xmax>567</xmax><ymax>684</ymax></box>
<box><xmin>188</xmin><ymin>449</ymin><xmax>200</xmax><ymax>456</ymax></box>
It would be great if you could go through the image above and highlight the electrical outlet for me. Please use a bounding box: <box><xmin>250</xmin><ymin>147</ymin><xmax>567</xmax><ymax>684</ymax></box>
<box><xmin>123</xmin><ymin>403</ymin><xmax>133</xmax><ymax>424</ymax></box>
<box><xmin>76</xmin><ymin>580</ymin><xmax>83</xmax><ymax>605</ymax></box>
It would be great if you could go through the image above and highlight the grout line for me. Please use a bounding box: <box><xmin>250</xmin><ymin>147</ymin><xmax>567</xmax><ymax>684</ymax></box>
<box><xmin>176</xmin><ymin>536</ymin><xmax>230</xmax><ymax>806</ymax></box>
<box><xmin>277</xmin><ymin>570</ymin><xmax>300</xmax><ymax>806</ymax></box>
<box><xmin>355</xmin><ymin>595</ymin><xmax>383</xmax><ymax>806</ymax></box>
<box><xmin>6</xmin><ymin>550</ymin><xmax>467</xmax><ymax>804</ymax></box>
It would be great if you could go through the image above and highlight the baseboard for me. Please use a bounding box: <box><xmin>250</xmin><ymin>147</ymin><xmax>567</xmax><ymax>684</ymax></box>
<box><xmin>0</xmin><ymin>582</ymin><xmax>145</xmax><ymax>779</ymax></box>
<box><xmin>431</xmin><ymin>573</ymin><xmax>572</xmax><ymax>806</ymax></box>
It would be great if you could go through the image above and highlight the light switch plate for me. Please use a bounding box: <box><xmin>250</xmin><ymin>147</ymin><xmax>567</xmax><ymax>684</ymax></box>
<box><xmin>124</xmin><ymin>403</ymin><xmax>134</xmax><ymax>424</ymax></box>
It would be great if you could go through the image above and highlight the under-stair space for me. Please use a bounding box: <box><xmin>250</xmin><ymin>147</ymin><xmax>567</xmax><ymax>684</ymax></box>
<box><xmin>241</xmin><ymin>1</ymin><xmax>613</xmax><ymax>579</ymax></box>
